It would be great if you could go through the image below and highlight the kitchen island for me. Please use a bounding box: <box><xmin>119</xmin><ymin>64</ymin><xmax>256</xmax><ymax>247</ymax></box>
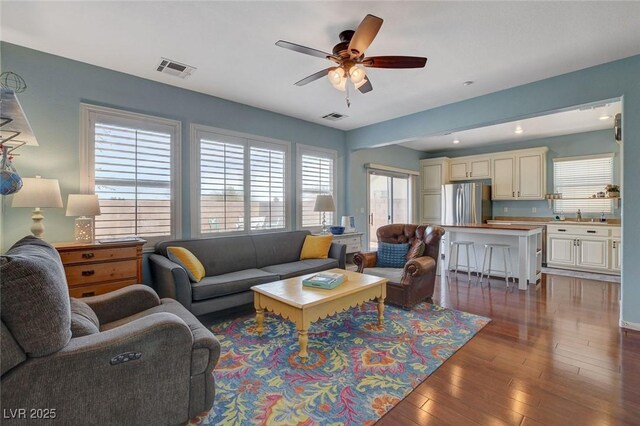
<box><xmin>441</xmin><ymin>223</ymin><xmax>543</xmax><ymax>290</ymax></box>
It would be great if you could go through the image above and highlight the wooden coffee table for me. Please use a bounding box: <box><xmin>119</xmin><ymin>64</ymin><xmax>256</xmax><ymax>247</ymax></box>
<box><xmin>251</xmin><ymin>268</ymin><xmax>388</xmax><ymax>362</ymax></box>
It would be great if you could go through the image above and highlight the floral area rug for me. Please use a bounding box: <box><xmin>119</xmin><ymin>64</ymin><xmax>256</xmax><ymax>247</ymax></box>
<box><xmin>191</xmin><ymin>302</ymin><xmax>490</xmax><ymax>425</ymax></box>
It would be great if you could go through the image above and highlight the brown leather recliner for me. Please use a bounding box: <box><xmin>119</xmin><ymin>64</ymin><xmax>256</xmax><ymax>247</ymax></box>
<box><xmin>354</xmin><ymin>224</ymin><xmax>445</xmax><ymax>309</ymax></box>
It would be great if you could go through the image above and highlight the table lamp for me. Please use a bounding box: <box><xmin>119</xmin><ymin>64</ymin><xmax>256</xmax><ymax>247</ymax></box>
<box><xmin>314</xmin><ymin>194</ymin><xmax>336</xmax><ymax>234</ymax></box>
<box><xmin>66</xmin><ymin>194</ymin><xmax>101</xmax><ymax>243</ymax></box>
<box><xmin>11</xmin><ymin>175</ymin><xmax>63</xmax><ymax>238</ymax></box>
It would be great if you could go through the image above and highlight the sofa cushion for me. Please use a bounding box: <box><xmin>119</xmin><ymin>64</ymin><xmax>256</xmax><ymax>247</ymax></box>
<box><xmin>363</xmin><ymin>267</ymin><xmax>404</xmax><ymax>284</ymax></box>
<box><xmin>167</xmin><ymin>247</ymin><xmax>205</xmax><ymax>282</ymax></box>
<box><xmin>191</xmin><ymin>269</ymin><xmax>279</xmax><ymax>301</ymax></box>
<box><xmin>100</xmin><ymin>299</ymin><xmax>221</xmax><ymax>375</ymax></box>
<box><xmin>253</xmin><ymin>231</ymin><xmax>310</xmax><ymax>268</ymax></box>
<box><xmin>376</xmin><ymin>242</ymin><xmax>410</xmax><ymax>268</ymax></box>
<box><xmin>0</xmin><ymin>236</ymin><xmax>71</xmax><ymax>357</ymax></box>
<box><xmin>261</xmin><ymin>258</ymin><xmax>339</xmax><ymax>279</ymax></box>
<box><xmin>300</xmin><ymin>235</ymin><xmax>333</xmax><ymax>260</ymax></box>
<box><xmin>1</xmin><ymin>320</ymin><xmax>26</xmax><ymax>375</ymax></box>
<box><xmin>69</xmin><ymin>298</ymin><xmax>100</xmax><ymax>337</ymax></box>
<box><xmin>156</xmin><ymin>236</ymin><xmax>257</xmax><ymax>276</ymax></box>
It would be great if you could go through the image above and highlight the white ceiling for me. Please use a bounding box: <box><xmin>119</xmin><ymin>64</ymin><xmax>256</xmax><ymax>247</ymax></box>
<box><xmin>401</xmin><ymin>100</ymin><xmax>622</xmax><ymax>152</ymax></box>
<box><xmin>2</xmin><ymin>1</ymin><xmax>640</xmax><ymax>132</ymax></box>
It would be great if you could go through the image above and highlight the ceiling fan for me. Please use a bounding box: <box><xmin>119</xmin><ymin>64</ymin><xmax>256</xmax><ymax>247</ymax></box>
<box><xmin>276</xmin><ymin>14</ymin><xmax>427</xmax><ymax>97</ymax></box>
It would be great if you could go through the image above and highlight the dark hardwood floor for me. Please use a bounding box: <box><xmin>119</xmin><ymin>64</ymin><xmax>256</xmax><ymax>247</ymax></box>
<box><xmin>378</xmin><ymin>273</ymin><xmax>640</xmax><ymax>426</ymax></box>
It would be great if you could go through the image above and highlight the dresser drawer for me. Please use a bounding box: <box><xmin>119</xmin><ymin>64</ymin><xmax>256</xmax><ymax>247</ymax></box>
<box><xmin>333</xmin><ymin>235</ymin><xmax>362</xmax><ymax>254</ymax></box>
<box><xmin>68</xmin><ymin>280</ymin><xmax>137</xmax><ymax>298</ymax></box>
<box><xmin>59</xmin><ymin>246</ymin><xmax>138</xmax><ymax>264</ymax></box>
<box><xmin>65</xmin><ymin>260</ymin><xmax>138</xmax><ymax>286</ymax></box>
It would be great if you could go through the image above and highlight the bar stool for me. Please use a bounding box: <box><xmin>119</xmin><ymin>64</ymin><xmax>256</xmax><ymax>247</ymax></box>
<box><xmin>448</xmin><ymin>241</ymin><xmax>479</xmax><ymax>282</ymax></box>
<box><xmin>479</xmin><ymin>243</ymin><xmax>515</xmax><ymax>289</ymax></box>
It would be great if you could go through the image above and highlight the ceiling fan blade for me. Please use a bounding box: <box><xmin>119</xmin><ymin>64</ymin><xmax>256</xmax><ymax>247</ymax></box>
<box><xmin>276</xmin><ymin>40</ymin><xmax>333</xmax><ymax>60</ymax></box>
<box><xmin>294</xmin><ymin>68</ymin><xmax>332</xmax><ymax>86</ymax></box>
<box><xmin>363</xmin><ymin>56</ymin><xmax>428</xmax><ymax>68</ymax></box>
<box><xmin>348</xmin><ymin>14</ymin><xmax>383</xmax><ymax>58</ymax></box>
<box><xmin>357</xmin><ymin>76</ymin><xmax>373</xmax><ymax>94</ymax></box>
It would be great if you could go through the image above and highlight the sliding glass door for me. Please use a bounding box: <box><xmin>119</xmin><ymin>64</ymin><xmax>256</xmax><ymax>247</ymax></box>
<box><xmin>368</xmin><ymin>171</ymin><xmax>412</xmax><ymax>250</ymax></box>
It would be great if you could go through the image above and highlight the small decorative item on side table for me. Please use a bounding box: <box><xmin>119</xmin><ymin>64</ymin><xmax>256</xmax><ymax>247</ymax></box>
<box><xmin>66</xmin><ymin>194</ymin><xmax>101</xmax><ymax>243</ymax></box>
<box><xmin>54</xmin><ymin>238</ymin><xmax>145</xmax><ymax>298</ymax></box>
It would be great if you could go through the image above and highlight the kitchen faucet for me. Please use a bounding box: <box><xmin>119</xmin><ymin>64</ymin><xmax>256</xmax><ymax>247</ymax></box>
<box><xmin>576</xmin><ymin>209</ymin><xmax>582</xmax><ymax>222</ymax></box>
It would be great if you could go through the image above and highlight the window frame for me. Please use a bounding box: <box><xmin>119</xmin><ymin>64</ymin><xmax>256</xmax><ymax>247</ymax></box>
<box><xmin>80</xmin><ymin>104</ymin><xmax>182</xmax><ymax>246</ymax></box>
<box><xmin>189</xmin><ymin>123</ymin><xmax>291</xmax><ymax>238</ymax></box>
<box><xmin>553</xmin><ymin>153</ymin><xmax>615</xmax><ymax>214</ymax></box>
<box><xmin>296</xmin><ymin>143</ymin><xmax>338</xmax><ymax>232</ymax></box>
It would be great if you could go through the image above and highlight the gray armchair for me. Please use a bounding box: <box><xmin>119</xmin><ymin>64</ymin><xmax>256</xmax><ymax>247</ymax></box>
<box><xmin>1</xmin><ymin>236</ymin><xmax>220</xmax><ymax>425</ymax></box>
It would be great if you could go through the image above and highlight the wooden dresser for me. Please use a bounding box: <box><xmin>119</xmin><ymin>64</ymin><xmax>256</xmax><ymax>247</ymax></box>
<box><xmin>54</xmin><ymin>239</ymin><xmax>145</xmax><ymax>298</ymax></box>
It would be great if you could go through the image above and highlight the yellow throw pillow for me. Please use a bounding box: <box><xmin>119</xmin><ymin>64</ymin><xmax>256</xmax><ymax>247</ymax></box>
<box><xmin>300</xmin><ymin>235</ymin><xmax>333</xmax><ymax>260</ymax></box>
<box><xmin>166</xmin><ymin>246</ymin><xmax>205</xmax><ymax>283</ymax></box>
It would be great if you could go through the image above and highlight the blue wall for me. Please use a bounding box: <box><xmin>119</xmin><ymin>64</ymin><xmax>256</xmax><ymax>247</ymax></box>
<box><xmin>426</xmin><ymin>129</ymin><xmax>621</xmax><ymax>220</ymax></box>
<box><xmin>346</xmin><ymin>54</ymin><xmax>640</xmax><ymax>328</ymax></box>
<box><xmin>0</xmin><ymin>42</ymin><xmax>346</xmax><ymax>253</ymax></box>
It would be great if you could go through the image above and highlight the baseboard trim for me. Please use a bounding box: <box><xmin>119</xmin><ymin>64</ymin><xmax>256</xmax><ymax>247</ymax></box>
<box><xmin>620</xmin><ymin>320</ymin><xmax>640</xmax><ymax>331</ymax></box>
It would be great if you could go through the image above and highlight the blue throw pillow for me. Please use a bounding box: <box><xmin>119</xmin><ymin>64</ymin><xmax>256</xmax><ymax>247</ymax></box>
<box><xmin>376</xmin><ymin>242</ymin><xmax>410</xmax><ymax>268</ymax></box>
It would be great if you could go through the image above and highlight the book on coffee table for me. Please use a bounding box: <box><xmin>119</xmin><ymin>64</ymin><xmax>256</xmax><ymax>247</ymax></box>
<box><xmin>302</xmin><ymin>271</ymin><xmax>346</xmax><ymax>289</ymax></box>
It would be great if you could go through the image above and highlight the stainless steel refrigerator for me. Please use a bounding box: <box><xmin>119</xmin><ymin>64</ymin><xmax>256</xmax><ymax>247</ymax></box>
<box><xmin>441</xmin><ymin>183</ymin><xmax>492</xmax><ymax>225</ymax></box>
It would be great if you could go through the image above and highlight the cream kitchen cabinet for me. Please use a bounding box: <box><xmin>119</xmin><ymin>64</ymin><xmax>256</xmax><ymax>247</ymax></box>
<box><xmin>449</xmin><ymin>156</ymin><xmax>491</xmax><ymax>181</ymax></box>
<box><xmin>611</xmin><ymin>239</ymin><xmax>621</xmax><ymax>271</ymax></box>
<box><xmin>547</xmin><ymin>224</ymin><xmax>619</xmax><ymax>274</ymax></box>
<box><xmin>419</xmin><ymin>158</ymin><xmax>449</xmax><ymax>223</ymax></box>
<box><xmin>548</xmin><ymin>235</ymin><xmax>576</xmax><ymax>266</ymax></box>
<box><xmin>492</xmin><ymin>147</ymin><xmax>547</xmax><ymax>200</ymax></box>
<box><xmin>611</xmin><ymin>227</ymin><xmax>621</xmax><ymax>271</ymax></box>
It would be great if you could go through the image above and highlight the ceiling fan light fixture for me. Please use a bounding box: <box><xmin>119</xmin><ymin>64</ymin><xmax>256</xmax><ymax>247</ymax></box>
<box><xmin>330</xmin><ymin>75</ymin><xmax>347</xmax><ymax>91</ymax></box>
<box><xmin>328</xmin><ymin>67</ymin><xmax>345</xmax><ymax>84</ymax></box>
<box><xmin>349</xmin><ymin>65</ymin><xmax>366</xmax><ymax>84</ymax></box>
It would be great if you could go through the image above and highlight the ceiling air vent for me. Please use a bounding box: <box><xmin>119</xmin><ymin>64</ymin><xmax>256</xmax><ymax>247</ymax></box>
<box><xmin>322</xmin><ymin>112</ymin><xmax>348</xmax><ymax>121</ymax></box>
<box><xmin>156</xmin><ymin>58</ymin><xmax>196</xmax><ymax>79</ymax></box>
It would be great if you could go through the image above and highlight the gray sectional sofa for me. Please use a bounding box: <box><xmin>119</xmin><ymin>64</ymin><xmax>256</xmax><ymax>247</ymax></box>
<box><xmin>149</xmin><ymin>230</ymin><xmax>346</xmax><ymax>316</ymax></box>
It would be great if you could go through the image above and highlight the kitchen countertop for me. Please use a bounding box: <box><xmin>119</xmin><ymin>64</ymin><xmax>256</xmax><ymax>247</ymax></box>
<box><xmin>488</xmin><ymin>219</ymin><xmax>620</xmax><ymax>227</ymax></box>
<box><xmin>440</xmin><ymin>223</ymin><xmax>543</xmax><ymax>231</ymax></box>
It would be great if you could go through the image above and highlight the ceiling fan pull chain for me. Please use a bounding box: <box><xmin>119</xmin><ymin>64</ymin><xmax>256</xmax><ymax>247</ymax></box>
<box><xmin>345</xmin><ymin>83</ymin><xmax>351</xmax><ymax>108</ymax></box>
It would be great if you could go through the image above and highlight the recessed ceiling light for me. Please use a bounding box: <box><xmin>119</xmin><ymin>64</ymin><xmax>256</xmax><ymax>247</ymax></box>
<box><xmin>599</xmin><ymin>114</ymin><xmax>611</xmax><ymax>120</ymax></box>
<box><xmin>453</xmin><ymin>139</ymin><xmax>461</xmax><ymax>144</ymax></box>
<box><xmin>514</xmin><ymin>126</ymin><xmax>524</xmax><ymax>134</ymax></box>
<box><xmin>463</xmin><ymin>81</ymin><xmax>474</xmax><ymax>86</ymax></box>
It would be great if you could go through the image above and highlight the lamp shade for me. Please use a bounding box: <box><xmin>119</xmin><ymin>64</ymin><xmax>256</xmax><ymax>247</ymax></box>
<box><xmin>314</xmin><ymin>194</ymin><xmax>336</xmax><ymax>212</ymax></box>
<box><xmin>66</xmin><ymin>194</ymin><xmax>101</xmax><ymax>217</ymax></box>
<box><xmin>12</xmin><ymin>176</ymin><xmax>63</xmax><ymax>208</ymax></box>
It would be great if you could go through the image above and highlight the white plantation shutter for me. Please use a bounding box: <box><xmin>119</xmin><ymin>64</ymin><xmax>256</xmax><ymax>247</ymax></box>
<box><xmin>192</xmin><ymin>125</ymin><xmax>290</xmax><ymax>235</ymax></box>
<box><xmin>299</xmin><ymin>148</ymin><xmax>337</xmax><ymax>228</ymax></box>
<box><xmin>553</xmin><ymin>154</ymin><xmax>614</xmax><ymax>214</ymax></box>
<box><xmin>250</xmin><ymin>145</ymin><xmax>286</xmax><ymax>230</ymax></box>
<box><xmin>200</xmin><ymin>137</ymin><xmax>245</xmax><ymax>233</ymax></box>
<box><xmin>85</xmin><ymin>107</ymin><xmax>181</xmax><ymax>244</ymax></box>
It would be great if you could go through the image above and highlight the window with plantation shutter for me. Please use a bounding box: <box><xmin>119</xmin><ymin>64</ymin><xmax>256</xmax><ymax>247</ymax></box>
<box><xmin>553</xmin><ymin>154</ymin><xmax>615</xmax><ymax>214</ymax></box>
<box><xmin>297</xmin><ymin>145</ymin><xmax>337</xmax><ymax>229</ymax></box>
<box><xmin>81</xmin><ymin>105</ymin><xmax>181</xmax><ymax>245</ymax></box>
<box><xmin>191</xmin><ymin>125</ymin><xmax>290</xmax><ymax>236</ymax></box>
<box><xmin>250</xmin><ymin>145</ymin><xmax>286</xmax><ymax>230</ymax></box>
<box><xmin>199</xmin><ymin>136</ymin><xmax>245</xmax><ymax>233</ymax></box>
